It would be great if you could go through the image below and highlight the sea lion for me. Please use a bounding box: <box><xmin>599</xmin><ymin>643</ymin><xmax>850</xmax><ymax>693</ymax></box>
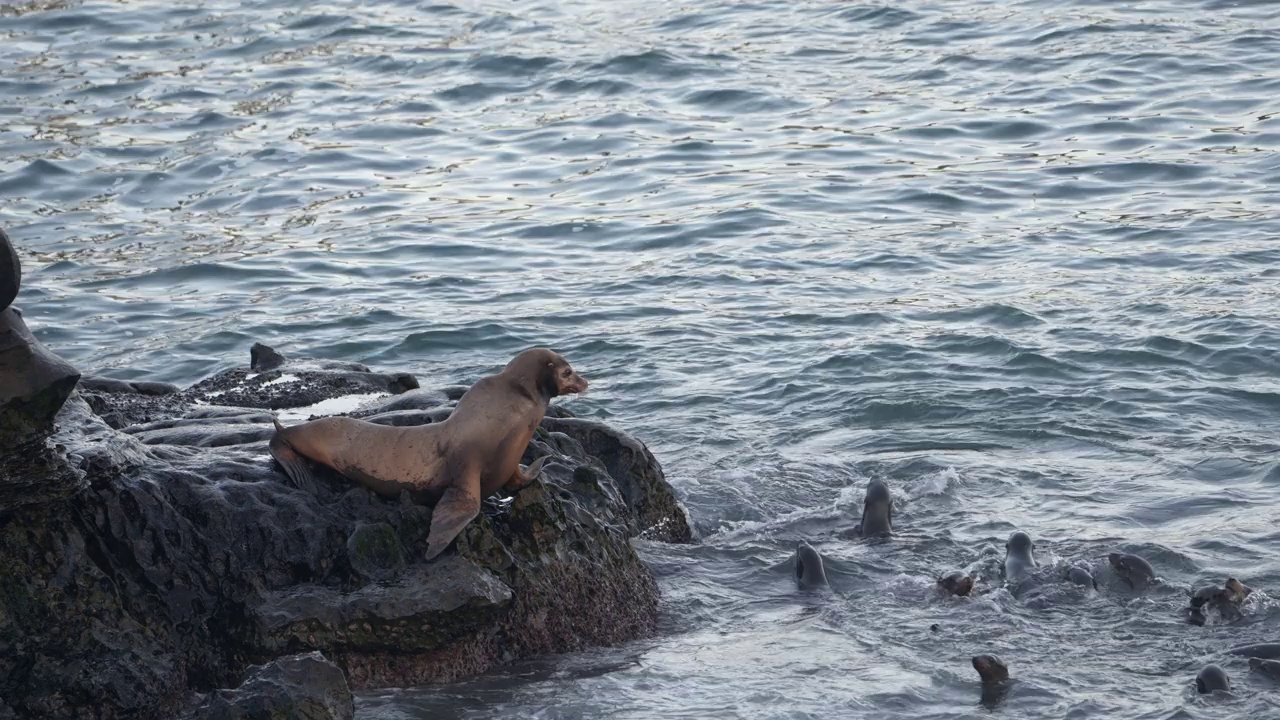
<box><xmin>1196</xmin><ymin>664</ymin><xmax>1230</xmax><ymax>694</ymax></box>
<box><xmin>972</xmin><ymin>654</ymin><xmax>1010</xmax><ymax>706</ymax></box>
<box><xmin>793</xmin><ymin>542</ymin><xmax>829</xmax><ymax>590</ymax></box>
<box><xmin>1187</xmin><ymin>577</ymin><xmax>1252</xmax><ymax>625</ymax></box>
<box><xmin>1249</xmin><ymin>658</ymin><xmax>1280</xmax><ymax>681</ymax></box>
<box><xmin>269</xmin><ymin>347</ymin><xmax>588</xmax><ymax>559</ymax></box>
<box><xmin>855</xmin><ymin>479</ymin><xmax>893</xmax><ymax>537</ymax></box>
<box><xmin>937</xmin><ymin>571</ymin><xmax>974</xmax><ymax>597</ymax></box>
<box><xmin>1003</xmin><ymin>531</ymin><xmax>1036</xmax><ymax>581</ymax></box>
<box><xmin>1227</xmin><ymin>643</ymin><xmax>1280</xmax><ymax>659</ymax></box>
<box><xmin>1066</xmin><ymin>565</ymin><xmax>1096</xmax><ymax>589</ymax></box>
<box><xmin>1108</xmin><ymin>552</ymin><xmax>1156</xmax><ymax>589</ymax></box>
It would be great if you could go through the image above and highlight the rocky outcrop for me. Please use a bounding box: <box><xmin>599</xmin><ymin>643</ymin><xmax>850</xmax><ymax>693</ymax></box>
<box><xmin>0</xmin><ymin>342</ymin><xmax>691</xmax><ymax>719</ymax></box>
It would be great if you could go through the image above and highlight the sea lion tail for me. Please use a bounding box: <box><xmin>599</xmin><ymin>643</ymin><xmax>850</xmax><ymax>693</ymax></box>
<box><xmin>268</xmin><ymin>417</ymin><xmax>323</xmax><ymax>494</ymax></box>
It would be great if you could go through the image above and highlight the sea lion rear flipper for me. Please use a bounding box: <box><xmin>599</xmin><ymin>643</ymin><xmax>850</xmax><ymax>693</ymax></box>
<box><xmin>269</xmin><ymin>423</ymin><xmax>323</xmax><ymax>494</ymax></box>
<box><xmin>425</xmin><ymin>485</ymin><xmax>481</xmax><ymax>561</ymax></box>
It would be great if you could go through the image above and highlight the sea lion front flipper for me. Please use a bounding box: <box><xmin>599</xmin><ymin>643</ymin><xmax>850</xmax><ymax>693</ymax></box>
<box><xmin>425</xmin><ymin>485</ymin><xmax>481</xmax><ymax>561</ymax></box>
<box><xmin>503</xmin><ymin>455</ymin><xmax>548</xmax><ymax>492</ymax></box>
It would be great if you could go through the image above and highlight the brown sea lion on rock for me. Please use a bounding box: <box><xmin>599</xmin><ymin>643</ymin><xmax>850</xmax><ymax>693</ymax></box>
<box><xmin>269</xmin><ymin>347</ymin><xmax>588</xmax><ymax>559</ymax></box>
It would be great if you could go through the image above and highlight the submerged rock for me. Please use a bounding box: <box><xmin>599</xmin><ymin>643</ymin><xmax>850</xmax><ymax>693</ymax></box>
<box><xmin>0</xmin><ymin>343</ymin><xmax>690</xmax><ymax>719</ymax></box>
<box><xmin>183</xmin><ymin>652</ymin><xmax>354</xmax><ymax>720</ymax></box>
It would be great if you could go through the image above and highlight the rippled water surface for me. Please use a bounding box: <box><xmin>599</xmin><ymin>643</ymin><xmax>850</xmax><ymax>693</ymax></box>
<box><xmin>6</xmin><ymin>0</ymin><xmax>1280</xmax><ymax>717</ymax></box>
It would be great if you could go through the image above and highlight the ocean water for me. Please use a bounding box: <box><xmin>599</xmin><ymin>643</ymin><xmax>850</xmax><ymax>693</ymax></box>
<box><xmin>5</xmin><ymin>0</ymin><xmax>1280</xmax><ymax>717</ymax></box>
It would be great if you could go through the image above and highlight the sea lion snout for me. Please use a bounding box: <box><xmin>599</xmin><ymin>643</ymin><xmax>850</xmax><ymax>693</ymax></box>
<box><xmin>560</xmin><ymin>369</ymin><xmax>588</xmax><ymax>395</ymax></box>
<box><xmin>548</xmin><ymin>356</ymin><xmax>587</xmax><ymax>395</ymax></box>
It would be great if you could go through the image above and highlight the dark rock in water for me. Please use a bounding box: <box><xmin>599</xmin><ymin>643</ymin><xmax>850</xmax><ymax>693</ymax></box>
<box><xmin>183</xmin><ymin>651</ymin><xmax>354</xmax><ymax>720</ymax></box>
<box><xmin>0</xmin><ymin>344</ymin><xmax>690</xmax><ymax>719</ymax></box>
<box><xmin>0</xmin><ymin>306</ymin><xmax>81</xmax><ymax>442</ymax></box>
<box><xmin>0</xmin><ymin>229</ymin><xmax>82</xmax><ymax>510</ymax></box>
<box><xmin>185</xmin><ymin>348</ymin><xmax>419</xmax><ymax>410</ymax></box>
<box><xmin>250</xmin><ymin>342</ymin><xmax>287</xmax><ymax>372</ymax></box>
<box><xmin>0</xmin><ymin>227</ymin><xmax>19</xmax><ymax>312</ymax></box>
<box><xmin>349</xmin><ymin>388</ymin><xmax>451</xmax><ymax>417</ymax></box>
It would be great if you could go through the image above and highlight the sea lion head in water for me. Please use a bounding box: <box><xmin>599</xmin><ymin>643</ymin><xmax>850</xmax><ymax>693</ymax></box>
<box><xmin>1003</xmin><ymin>531</ymin><xmax>1036</xmax><ymax>581</ymax></box>
<box><xmin>856</xmin><ymin>479</ymin><xmax>893</xmax><ymax>537</ymax></box>
<box><xmin>1108</xmin><ymin>552</ymin><xmax>1156</xmax><ymax>589</ymax></box>
<box><xmin>793</xmin><ymin>542</ymin><xmax>829</xmax><ymax>590</ymax></box>
<box><xmin>1066</xmin><ymin>565</ymin><xmax>1097</xmax><ymax>590</ymax></box>
<box><xmin>1196</xmin><ymin>664</ymin><xmax>1230</xmax><ymax>694</ymax></box>
<box><xmin>937</xmin><ymin>571</ymin><xmax>974</xmax><ymax>597</ymax></box>
<box><xmin>972</xmin><ymin>654</ymin><xmax>1010</xmax><ymax>706</ymax></box>
<box><xmin>269</xmin><ymin>347</ymin><xmax>588</xmax><ymax>560</ymax></box>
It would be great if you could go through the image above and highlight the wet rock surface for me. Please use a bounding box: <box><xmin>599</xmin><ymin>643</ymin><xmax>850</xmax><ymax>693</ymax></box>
<box><xmin>183</xmin><ymin>652</ymin><xmax>354</xmax><ymax>720</ymax></box>
<box><xmin>0</xmin><ymin>343</ymin><xmax>691</xmax><ymax>720</ymax></box>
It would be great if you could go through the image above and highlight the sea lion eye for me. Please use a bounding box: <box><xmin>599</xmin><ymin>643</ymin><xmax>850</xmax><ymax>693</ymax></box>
<box><xmin>561</xmin><ymin>367</ymin><xmax>571</xmax><ymax>377</ymax></box>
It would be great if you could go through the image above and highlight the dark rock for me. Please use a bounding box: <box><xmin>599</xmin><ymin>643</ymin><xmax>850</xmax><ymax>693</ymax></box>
<box><xmin>80</xmin><ymin>375</ymin><xmax>139</xmax><ymax>394</ymax></box>
<box><xmin>183</xmin><ymin>652</ymin><xmax>353</xmax><ymax>720</ymax></box>
<box><xmin>249</xmin><ymin>343</ymin><xmax>287</xmax><ymax>372</ymax></box>
<box><xmin>0</xmin><ymin>229</ymin><xmax>82</xmax><ymax>509</ymax></box>
<box><xmin>540</xmin><ymin>417</ymin><xmax>692</xmax><ymax>543</ymax></box>
<box><xmin>1</xmin><ymin>344</ymin><xmax>690</xmax><ymax>718</ymax></box>
<box><xmin>344</xmin><ymin>522</ymin><xmax>408</xmax><ymax>580</ymax></box>
<box><xmin>349</xmin><ymin>388</ymin><xmax>450</xmax><ymax>417</ymax></box>
<box><xmin>0</xmin><ymin>227</ymin><xmax>18</xmax><ymax>312</ymax></box>
<box><xmin>0</xmin><ymin>306</ymin><xmax>81</xmax><ymax>442</ymax></box>
<box><xmin>80</xmin><ymin>375</ymin><xmax>181</xmax><ymax>396</ymax></box>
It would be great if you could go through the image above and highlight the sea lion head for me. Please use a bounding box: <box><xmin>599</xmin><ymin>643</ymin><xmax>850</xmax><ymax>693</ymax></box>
<box><xmin>1006</xmin><ymin>531</ymin><xmax>1034</xmax><ymax>561</ymax></box>
<box><xmin>937</xmin><ymin>571</ymin><xmax>974</xmax><ymax>597</ymax></box>
<box><xmin>1196</xmin><ymin>664</ymin><xmax>1230</xmax><ymax>694</ymax></box>
<box><xmin>506</xmin><ymin>347</ymin><xmax>588</xmax><ymax>399</ymax></box>
<box><xmin>1107</xmin><ymin>552</ymin><xmax>1155</xmax><ymax>588</ymax></box>
<box><xmin>858</xmin><ymin>478</ymin><xmax>893</xmax><ymax>536</ymax></box>
<box><xmin>793</xmin><ymin>541</ymin><xmax>829</xmax><ymax>590</ymax></box>
<box><xmin>972</xmin><ymin>654</ymin><xmax>1009</xmax><ymax>685</ymax></box>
